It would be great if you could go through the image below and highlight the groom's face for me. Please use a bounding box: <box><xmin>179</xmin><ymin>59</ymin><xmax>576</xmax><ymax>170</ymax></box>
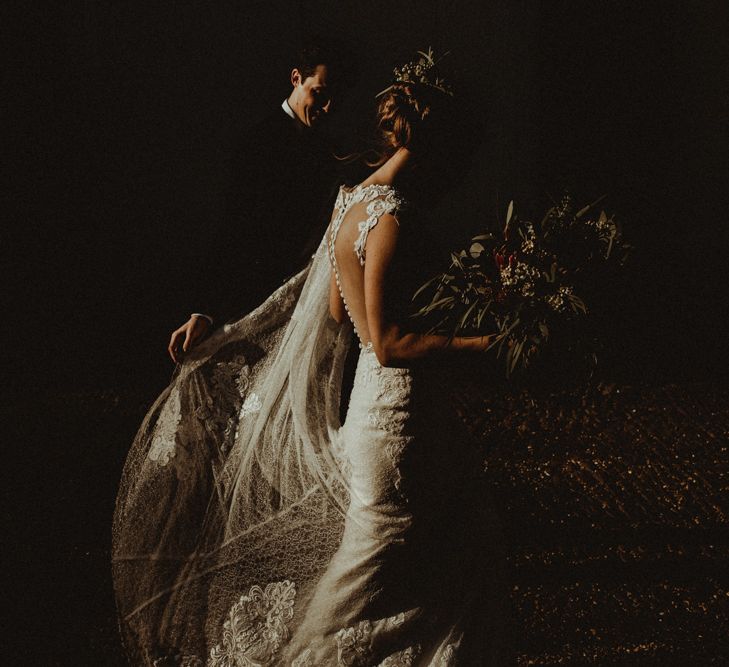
<box><xmin>289</xmin><ymin>64</ymin><xmax>333</xmax><ymax>128</ymax></box>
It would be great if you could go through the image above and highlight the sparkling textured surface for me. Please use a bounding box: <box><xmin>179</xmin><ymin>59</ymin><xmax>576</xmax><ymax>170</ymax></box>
<box><xmin>8</xmin><ymin>382</ymin><xmax>728</xmax><ymax>664</ymax></box>
<box><xmin>453</xmin><ymin>381</ymin><xmax>729</xmax><ymax>664</ymax></box>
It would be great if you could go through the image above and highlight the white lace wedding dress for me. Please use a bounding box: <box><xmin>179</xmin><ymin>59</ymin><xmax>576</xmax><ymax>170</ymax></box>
<box><xmin>113</xmin><ymin>184</ymin><xmax>506</xmax><ymax>666</ymax></box>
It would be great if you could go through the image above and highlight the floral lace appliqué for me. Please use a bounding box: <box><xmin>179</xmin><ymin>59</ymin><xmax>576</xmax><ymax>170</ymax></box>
<box><xmin>360</xmin><ymin>356</ymin><xmax>411</xmax><ymax>431</ymax></box>
<box><xmin>240</xmin><ymin>392</ymin><xmax>262</xmax><ymax>418</ymax></box>
<box><xmin>440</xmin><ymin>643</ymin><xmax>457</xmax><ymax>665</ymax></box>
<box><xmin>357</xmin><ymin>351</ymin><xmax>414</xmax><ymax>499</ymax></box>
<box><xmin>374</xmin><ymin>372</ymin><xmax>411</xmax><ymax>411</ymax></box>
<box><xmin>334</xmin><ymin>185</ymin><xmax>348</xmax><ymax>211</ymax></box>
<box><xmin>291</xmin><ymin>648</ymin><xmax>314</xmax><ymax>667</ymax></box>
<box><xmin>386</xmin><ymin>435</ymin><xmax>412</xmax><ymax>499</ymax></box>
<box><xmin>387</xmin><ymin>612</ymin><xmax>406</xmax><ymax>628</ymax></box>
<box><xmin>194</xmin><ymin>360</ymin><xmax>252</xmax><ymax>456</ymax></box>
<box><xmin>354</xmin><ymin>191</ymin><xmax>402</xmax><ymax>266</ymax></box>
<box><xmin>335</xmin><ymin>619</ymin><xmax>373</xmax><ymax>666</ymax></box>
<box><xmin>148</xmin><ymin>387</ymin><xmax>182</xmax><ymax>465</ymax></box>
<box><xmin>378</xmin><ymin>644</ymin><xmax>421</xmax><ymax>667</ymax></box>
<box><xmin>207</xmin><ymin>580</ymin><xmax>296</xmax><ymax>667</ymax></box>
<box><xmin>367</xmin><ymin>409</ymin><xmax>384</xmax><ymax>428</ymax></box>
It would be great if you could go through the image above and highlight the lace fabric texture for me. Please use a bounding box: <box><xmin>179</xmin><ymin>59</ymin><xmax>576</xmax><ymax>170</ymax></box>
<box><xmin>113</xmin><ymin>184</ymin><xmax>505</xmax><ymax>666</ymax></box>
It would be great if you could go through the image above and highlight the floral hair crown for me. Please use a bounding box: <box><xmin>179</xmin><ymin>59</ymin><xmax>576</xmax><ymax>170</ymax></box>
<box><xmin>376</xmin><ymin>47</ymin><xmax>454</xmax><ymax>98</ymax></box>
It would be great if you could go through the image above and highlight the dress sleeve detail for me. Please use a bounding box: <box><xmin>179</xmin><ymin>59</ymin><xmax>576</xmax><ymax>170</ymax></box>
<box><xmin>354</xmin><ymin>191</ymin><xmax>402</xmax><ymax>266</ymax></box>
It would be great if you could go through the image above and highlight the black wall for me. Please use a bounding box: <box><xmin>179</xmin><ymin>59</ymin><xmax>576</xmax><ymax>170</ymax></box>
<box><xmin>6</xmin><ymin>0</ymin><xmax>729</xmax><ymax>396</ymax></box>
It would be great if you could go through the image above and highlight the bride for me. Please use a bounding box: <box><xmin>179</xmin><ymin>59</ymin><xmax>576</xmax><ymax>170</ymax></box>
<box><xmin>113</xmin><ymin>51</ymin><xmax>507</xmax><ymax>666</ymax></box>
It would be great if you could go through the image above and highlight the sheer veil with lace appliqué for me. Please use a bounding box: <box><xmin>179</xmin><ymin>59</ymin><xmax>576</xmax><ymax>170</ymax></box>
<box><xmin>113</xmin><ymin>212</ymin><xmax>356</xmax><ymax>664</ymax></box>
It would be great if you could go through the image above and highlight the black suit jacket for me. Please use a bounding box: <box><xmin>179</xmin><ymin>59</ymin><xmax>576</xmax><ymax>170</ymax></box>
<box><xmin>191</xmin><ymin>106</ymin><xmax>340</xmax><ymax>325</ymax></box>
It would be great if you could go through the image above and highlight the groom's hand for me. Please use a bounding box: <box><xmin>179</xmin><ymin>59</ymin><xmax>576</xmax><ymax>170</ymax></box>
<box><xmin>168</xmin><ymin>315</ymin><xmax>211</xmax><ymax>363</ymax></box>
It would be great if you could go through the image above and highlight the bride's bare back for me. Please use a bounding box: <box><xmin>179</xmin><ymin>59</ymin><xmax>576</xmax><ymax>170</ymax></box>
<box><xmin>328</xmin><ymin>181</ymin><xmax>491</xmax><ymax>367</ymax></box>
<box><xmin>328</xmin><ymin>183</ymin><xmax>402</xmax><ymax>352</ymax></box>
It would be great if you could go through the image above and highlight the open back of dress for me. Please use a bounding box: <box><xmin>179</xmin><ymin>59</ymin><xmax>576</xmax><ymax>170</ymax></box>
<box><xmin>327</xmin><ymin>183</ymin><xmax>404</xmax><ymax>350</ymax></box>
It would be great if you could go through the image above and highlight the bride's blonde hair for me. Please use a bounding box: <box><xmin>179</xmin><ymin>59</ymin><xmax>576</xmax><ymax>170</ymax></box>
<box><xmin>372</xmin><ymin>83</ymin><xmax>432</xmax><ymax>166</ymax></box>
<box><xmin>363</xmin><ymin>82</ymin><xmax>462</xmax><ymax>206</ymax></box>
<box><xmin>368</xmin><ymin>82</ymin><xmax>451</xmax><ymax>167</ymax></box>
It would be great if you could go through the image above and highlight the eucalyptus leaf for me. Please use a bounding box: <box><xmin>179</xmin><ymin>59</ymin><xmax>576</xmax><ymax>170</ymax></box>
<box><xmin>459</xmin><ymin>300</ymin><xmax>480</xmax><ymax>330</ymax></box>
<box><xmin>606</xmin><ymin>231</ymin><xmax>615</xmax><ymax>259</ymax></box>
<box><xmin>476</xmin><ymin>301</ymin><xmax>493</xmax><ymax>328</ymax></box>
<box><xmin>509</xmin><ymin>339</ymin><xmax>524</xmax><ymax>374</ymax></box>
<box><xmin>505</xmin><ymin>200</ymin><xmax>514</xmax><ymax>228</ymax></box>
<box><xmin>421</xmin><ymin>296</ymin><xmax>455</xmax><ymax>313</ymax></box>
<box><xmin>412</xmin><ymin>274</ymin><xmax>441</xmax><ymax>300</ymax></box>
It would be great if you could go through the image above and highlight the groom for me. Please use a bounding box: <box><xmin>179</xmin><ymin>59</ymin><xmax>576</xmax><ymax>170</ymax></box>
<box><xmin>168</xmin><ymin>42</ymin><xmax>351</xmax><ymax>362</ymax></box>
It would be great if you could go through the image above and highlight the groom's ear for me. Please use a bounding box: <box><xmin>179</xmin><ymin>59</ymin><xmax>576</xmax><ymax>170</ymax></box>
<box><xmin>290</xmin><ymin>68</ymin><xmax>303</xmax><ymax>88</ymax></box>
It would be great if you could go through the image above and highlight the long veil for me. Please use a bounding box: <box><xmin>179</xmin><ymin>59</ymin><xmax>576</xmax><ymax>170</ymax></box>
<box><xmin>112</xmin><ymin>233</ymin><xmax>353</xmax><ymax>665</ymax></box>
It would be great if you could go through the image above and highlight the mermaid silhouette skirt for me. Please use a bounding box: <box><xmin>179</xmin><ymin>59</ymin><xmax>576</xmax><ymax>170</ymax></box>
<box><xmin>279</xmin><ymin>346</ymin><xmax>507</xmax><ymax>666</ymax></box>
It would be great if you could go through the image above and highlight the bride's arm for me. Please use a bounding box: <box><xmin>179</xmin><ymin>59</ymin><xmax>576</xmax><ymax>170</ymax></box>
<box><xmin>365</xmin><ymin>214</ymin><xmax>494</xmax><ymax>367</ymax></box>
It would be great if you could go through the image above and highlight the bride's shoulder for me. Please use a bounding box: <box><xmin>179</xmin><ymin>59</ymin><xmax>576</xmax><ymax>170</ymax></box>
<box><xmin>344</xmin><ymin>183</ymin><xmax>406</xmax><ymax>217</ymax></box>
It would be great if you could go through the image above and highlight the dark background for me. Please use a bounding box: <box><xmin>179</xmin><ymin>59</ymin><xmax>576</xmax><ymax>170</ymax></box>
<box><xmin>6</xmin><ymin>0</ymin><xmax>728</xmax><ymax>396</ymax></box>
<box><xmin>3</xmin><ymin>0</ymin><xmax>728</xmax><ymax>664</ymax></box>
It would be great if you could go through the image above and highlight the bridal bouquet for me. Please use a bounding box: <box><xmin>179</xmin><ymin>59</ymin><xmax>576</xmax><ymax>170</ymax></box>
<box><xmin>413</xmin><ymin>194</ymin><xmax>628</xmax><ymax>376</ymax></box>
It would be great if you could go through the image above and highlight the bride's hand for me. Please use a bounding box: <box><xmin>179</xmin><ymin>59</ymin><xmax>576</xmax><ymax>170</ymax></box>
<box><xmin>168</xmin><ymin>315</ymin><xmax>211</xmax><ymax>363</ymax></box>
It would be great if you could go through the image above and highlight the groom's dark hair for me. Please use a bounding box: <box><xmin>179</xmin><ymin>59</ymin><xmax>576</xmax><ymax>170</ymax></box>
<box><xmin>295</xmin><ymin>39</ymin><xmax>356</xmax><ymax>90</ymax></box>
